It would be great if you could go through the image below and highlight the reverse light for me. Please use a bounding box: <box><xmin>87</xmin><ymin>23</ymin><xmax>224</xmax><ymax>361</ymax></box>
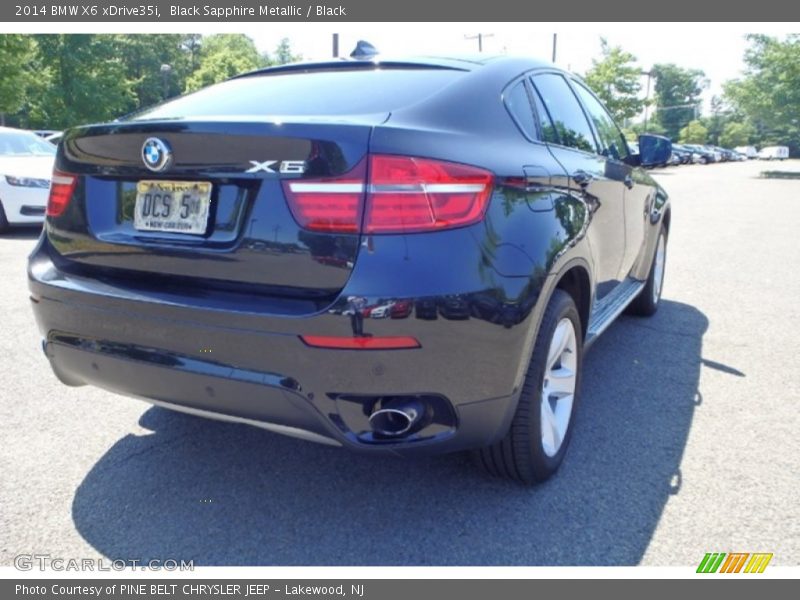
<box><xmin>46</xmin><ymin>170</ymin><xmax>77</xmax><ymax>217</ymax></box>
<box><xmin>282</xmin><ymin>155</ymin><xmax>493</xmax><ymax>234</ymax></box>
<box><xmin>300</xmin><ymin>335</ymin><xmax>421</xmax><ymax>350</ymax></box>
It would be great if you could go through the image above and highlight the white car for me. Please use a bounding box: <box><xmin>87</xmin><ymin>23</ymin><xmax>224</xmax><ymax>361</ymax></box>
<box><xmin>0</xmin><ymin>127</ymin><xmax>56</xmax><ymax>231</ymax></box>
<box><xmin>368</xmin><ymin>303</ymin><xmax>395</xmax><ymax>319</ymax></box>
<box><xmin>757</xmin><ymin>145</ymin><xmax>789</xmax><ymax>161</ymax></box>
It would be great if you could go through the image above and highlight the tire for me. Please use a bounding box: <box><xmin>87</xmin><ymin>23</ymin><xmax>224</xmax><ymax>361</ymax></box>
<box><xmin>628</xmin><ymin>225</ymin><xmax>667</xmax><ymax>317</ymax></box>
<box><xmin>0</xmin><ymin>201</ymin><xmax>9</xmax><ymax>233</ymax></box>
<box><xmin>475</xmin><ymin>289</ymin><xmax>583</xmax><ymax>485</ymax></box>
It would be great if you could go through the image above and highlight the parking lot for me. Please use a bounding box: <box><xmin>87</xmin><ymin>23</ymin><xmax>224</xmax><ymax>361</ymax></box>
<box><xmin>1</xmin><ymin>158</ymin><xmax>798</xmax><ymax>566</ymax></box>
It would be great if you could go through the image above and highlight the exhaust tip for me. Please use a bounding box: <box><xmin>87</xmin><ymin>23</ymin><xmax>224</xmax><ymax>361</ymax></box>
<box><xmin>368</xmin><ymin>399</ymin><xmax>425</xmax><ymax>437</ymax></box>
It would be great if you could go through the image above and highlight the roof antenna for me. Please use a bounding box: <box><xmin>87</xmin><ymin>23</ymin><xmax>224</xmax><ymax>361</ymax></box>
<box><xmin>350</xmin><ymin>40</ymin><xmax>379</xmax><ymax>60</ymax></box>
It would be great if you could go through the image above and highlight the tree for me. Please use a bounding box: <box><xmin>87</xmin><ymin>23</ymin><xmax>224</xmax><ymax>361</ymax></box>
<box><xmin>630</xmin><ymin>120</ymin><xmax>667</xmax><ymax>137</ymax></box>
<box><xmin>700</xmin><ymin>95</ymin><xmax>728</xmax><ymax>145</ymax></box>
<box><xmin>0</xmin><ymin>35</ymin><xmax>37</xmax><ymax>125</ymax></box>
<box><xmin>25</xmin><ymin>35</ymin><xmax>136</xmax><ymax>129</ymax></box>
<box><xmin>724</xmin><ymin>34</ymin><xmax>800</xmax><ymax>155</ymax></box>
<box><xmin>272</xmin><ymin>37</ymin><xmax>302</xmax><ymax>65</ymax></box>
<box><xmin>652</xmin><ymin>63</ymin><xmax>706</xmax><ymax>141</ymax></box>
<box><xmin>185</xmin><ymin>34</ymin><xmax>262</xmax><ymax>92</ymax></box>
<box><xmin>584</xmin><ymin>38</ymin><xmax>645</xmax><ymax>124</ymax></box>
<box><xmin>115</xmin><ymin>35</ymin><xmax>195</xmax><ymax>109</ymax></box>
<box><xmin>719</xmin><ymin>121</ymin><xmax>756</xmax><ymax>148</ymax></box>
<box><xmin>678</xmin><ymin>120</ymin><xmax>708</xmax><ymax>144</ymax></box>
<box><xmin>261</xmin><ymin>37</ymin><xmax>303</xmax><ymax>68</ymax></box>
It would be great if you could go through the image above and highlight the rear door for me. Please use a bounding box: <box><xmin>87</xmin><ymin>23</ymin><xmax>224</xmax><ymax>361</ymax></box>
<box><xmin>569</xmin><ymin>79</ymin><xmax>647</xmax><ymax>280</ymax></box>
<box><xmin>529</xmin><ymin>72</ymin><xmax>627</xmax><ymax>300</ymax></box>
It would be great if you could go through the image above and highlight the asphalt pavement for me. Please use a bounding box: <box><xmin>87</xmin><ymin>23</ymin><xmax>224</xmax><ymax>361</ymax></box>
<box><xmin>1</xmin><ymin>159</ymin><xmax>798</xmax><ymax>566</ymax></box>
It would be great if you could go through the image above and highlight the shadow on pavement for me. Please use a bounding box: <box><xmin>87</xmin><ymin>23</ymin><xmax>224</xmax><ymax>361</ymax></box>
<box><xmin>72</xmin><ymin>300</ymin><xmax>708</xmax><ymax>565</ymax></box>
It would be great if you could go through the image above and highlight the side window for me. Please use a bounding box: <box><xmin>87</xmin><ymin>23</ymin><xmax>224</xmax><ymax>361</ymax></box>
<box><xmin>530</xmin><ymin>73</ymin><xmax>597</xmax><ymax>154</ymax></box>
<box><xmin>504</xmin><ymin>80</ymin><xmax>537</xmax><ymax>140</ymax></box>
<box><xmin>572</xmin><ymin>81</ymin><xmax>629</xmax><ymax>161</ymax></box>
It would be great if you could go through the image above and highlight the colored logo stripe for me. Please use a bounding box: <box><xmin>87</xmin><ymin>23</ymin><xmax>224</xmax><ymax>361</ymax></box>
<box><xmin>719</xmin><ymin>553</ymin><xmax>749</xmax><ymax>573</ymax></box>
<box><xmin>697</xmin><ymin>553</ymin><xmax>726</xmax><ymax>573</ymax></box>
<box><xmin>744</xmin><ymin>553</ymin><xmax>773</xmax><ymax>573</ymax></box>
<box><xmin>697</xmin><ymin>552</ymin><xmax>773</xmax><ymax>573</ymax></box>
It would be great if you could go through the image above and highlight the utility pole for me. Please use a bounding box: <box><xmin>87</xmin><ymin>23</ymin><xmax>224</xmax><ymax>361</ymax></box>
<box><xmin>465</xmin><ymin>33</ymin><xmax>494</xmax><ymax>52</ymax></box>
<box><xmin>641</xmin><ymin>69</ymin><xmax>654</xmax><ymax>133</ymax></box>
<box><xmin>552</xmin><ymin>33</ymin><xmax>557</xmax><ymax>63</ymax></box>
<box><xmin>332</xmin><ymin>33</ymin><xmax>339</xmax><ymax>58</ymax></box>
<box><xmin>160</xmin><ymin>64</ymin><xmax>172</xmax><ymax>100</ymax></box>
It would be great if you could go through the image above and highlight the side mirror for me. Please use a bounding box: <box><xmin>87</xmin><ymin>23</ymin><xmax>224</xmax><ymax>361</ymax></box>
<box><xmin>638</xmin><ymin>134</ymin><xmax>673</xmax><ymax>167</ymax></box>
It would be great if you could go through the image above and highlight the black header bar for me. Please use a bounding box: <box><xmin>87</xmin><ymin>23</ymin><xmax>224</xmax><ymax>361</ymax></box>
<box><xmin>2</xmin><ymin>0</ymin><xmax>799</xmax><ymax>22</ymax></box>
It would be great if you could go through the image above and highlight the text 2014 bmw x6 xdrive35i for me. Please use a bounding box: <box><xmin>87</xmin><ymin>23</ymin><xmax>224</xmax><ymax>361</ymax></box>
<box><xmin>28</xmin><ymin>56</ymin><xmax>671</xmax><ymax>484</ymax></box>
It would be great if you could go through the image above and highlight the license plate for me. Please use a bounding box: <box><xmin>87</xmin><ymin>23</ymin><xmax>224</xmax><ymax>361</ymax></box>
<box><xmin>134</xmin><ymin>180</ymin><xmax>212</xmax><ymax>234</ymax></box>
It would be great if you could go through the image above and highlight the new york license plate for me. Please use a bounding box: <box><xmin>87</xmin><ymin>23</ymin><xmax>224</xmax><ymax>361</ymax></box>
<box><xmin>134</xmin><ymin>180</ymin><xmax>212</xmax><ymax>235</ymax></box>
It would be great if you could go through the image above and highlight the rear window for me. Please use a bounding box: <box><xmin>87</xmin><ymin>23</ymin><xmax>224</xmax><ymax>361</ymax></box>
<box><xmin>131</xmin><ymin>68</ymin><xmax>465</xmax><ymax>120</ymax></box>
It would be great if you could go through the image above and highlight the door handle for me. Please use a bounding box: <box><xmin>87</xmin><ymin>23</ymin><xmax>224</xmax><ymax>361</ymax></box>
<box><xmin>571</xmin><ymin>170</ymin><xmax>593</xmax><ymax>188</ymax></box>
<box><xmin>624</xmin><ymin>175</ymin><xmax>634</xmax><ymax>189</ymax></box>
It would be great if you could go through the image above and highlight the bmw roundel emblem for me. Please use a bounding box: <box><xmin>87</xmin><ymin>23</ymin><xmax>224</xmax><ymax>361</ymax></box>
<box><xmin>141</xmin><ymin>137</ymin><xmax>172</xmax><ymax>172</ymax></box>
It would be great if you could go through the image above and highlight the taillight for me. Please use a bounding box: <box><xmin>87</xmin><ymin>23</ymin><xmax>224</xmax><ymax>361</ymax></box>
<box><xmin>282</xmin><ymin>155</ymin><xmax>493</xmax><ymax>234</ymax></box>
<box><xmin>281</xmin><ymin>159</ymin><xmax>366</xmax><ymax>233</ymax></box>
<box><xmin>46</xmin><ymin>170</ymin><xmax>77</xmax><ymax>217</ymax></box>
<box><xmin>365</xmin><ymin>155</ymin><xmax>493</xmax><ymax>233</ymax></box>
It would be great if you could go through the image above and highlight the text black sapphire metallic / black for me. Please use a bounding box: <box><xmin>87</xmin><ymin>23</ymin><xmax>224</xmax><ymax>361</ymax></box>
<box><xmin>29</xmin><ymin>55</ymin><xmax>672</xmax><ymax>484</ymax></box>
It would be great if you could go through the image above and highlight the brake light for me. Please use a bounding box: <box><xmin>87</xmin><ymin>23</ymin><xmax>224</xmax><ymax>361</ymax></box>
<box><xmin>282</xmin><ymin>155</ymin><xmax>493</xmax><ymax>234</ymax></box>
<box><xmin>281</xmin><ymin>159</ymin><xmax>366</xmax><ymax>233</ymax></box>
<box><xmin>365</xmin><ymin>155</ymin><xmax>493</xmax><ymax>233</ymax></box>
<box><xmin>46</xmin><ymin>170</ymin><xmax>77</xmax><ymax>217</ymax></box>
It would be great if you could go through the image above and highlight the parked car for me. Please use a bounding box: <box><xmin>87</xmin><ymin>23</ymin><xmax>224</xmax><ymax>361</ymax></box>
<box><xmin>368</xmin><ymin>303</ymin><xmax>394</xmax><ymax>319</ymax></box>
<box><xmin>28</xmin><ymin>55</ymin><xmax>671</xmax><ymax>484</ymax></box>
<box><xmin>44</xmin><ymin>132</ymin><xmax>63</xmax><ymax>145</ymax></box>
<box><xmin>390</xmin><ymin>300</ymin><xmax>412</xmax><ymax>319</ymax></box>
<box><xmin>0</xmin><ymin>127</ymin><xmax>56</xmax><ymax>231</ymax></box>
<box><xmin>683</xmin><ymin>144</ymin><xmax>715</xmax><ymax>164</ymax></box>
<box><xmin>758</xmin><ymin>145</ymin><xmax>789</xmax><ymax>160</ymax></box>
<box><xmin>670</xmin><ymin>145</ymin><xmax>693</xmax><ymax>165</ymax></box>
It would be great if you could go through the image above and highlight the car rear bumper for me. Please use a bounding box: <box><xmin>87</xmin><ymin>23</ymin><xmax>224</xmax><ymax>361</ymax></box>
<box><xmin>28</xmin><ymin>238</ymin><xmax>534</xmax><ymax>455</ymax></box>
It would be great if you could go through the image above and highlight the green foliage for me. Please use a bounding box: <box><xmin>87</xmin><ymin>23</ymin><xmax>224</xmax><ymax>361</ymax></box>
<box><xmin>723</xmin><ymin>34</ymin><xmax>800</xmax><ymax>155</ymax></box>
<box><xmin>0</xmin><ymin>34</ymin><xmax>302</xmax><ymax>129</ymax></box>
<box><xmin>114</xmin><ymin>35</ymin><xmax>195</xmax><ymax>109</ymax></box>
<box><xmin>652</xmin><ymin>63</ymin><xmax>706</xmax><ymax>141</ymax></box>
<box><xmin>26</xmin><ymin>35</ymin><xmax>136</xmax><ymax>129</ymax></box>
<box><xmin>272</xmin><ymin>37</ymin><xmax>303</xmax><ymax>65</ymax></box>
<box><xmin>583</xmin><ymin>38</ymin><xmax>645</xmax><ymax>124</ymax></box>
<box><xmin>678</xmin><ymin>120</ymin><xmax>709</xmax><ymax>144</ymax></box>
<box><xmin>184</xmin><ymin>34</ymin><xmax>262</xmax><ymax>92</ymax></box>
<box><xmin>718</xmin><ymin>121</ymin><xmax>756</xmax><ymax>148</ymax></box>
<box><xmin>0</xmin><ymin>35</ymin><xmax>37</xmax><ymax>120</ymax></box>
<box><xmin>630</xmin><ymin>120</ymin><xmax>666</xmax><ymax>137</ymax></box>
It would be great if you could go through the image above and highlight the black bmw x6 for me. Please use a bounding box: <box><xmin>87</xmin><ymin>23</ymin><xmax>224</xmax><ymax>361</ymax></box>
<box><xmin>28</xmin><ymin>55</ymin><xmax>671</xmax><ymax>484</ymax></box>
